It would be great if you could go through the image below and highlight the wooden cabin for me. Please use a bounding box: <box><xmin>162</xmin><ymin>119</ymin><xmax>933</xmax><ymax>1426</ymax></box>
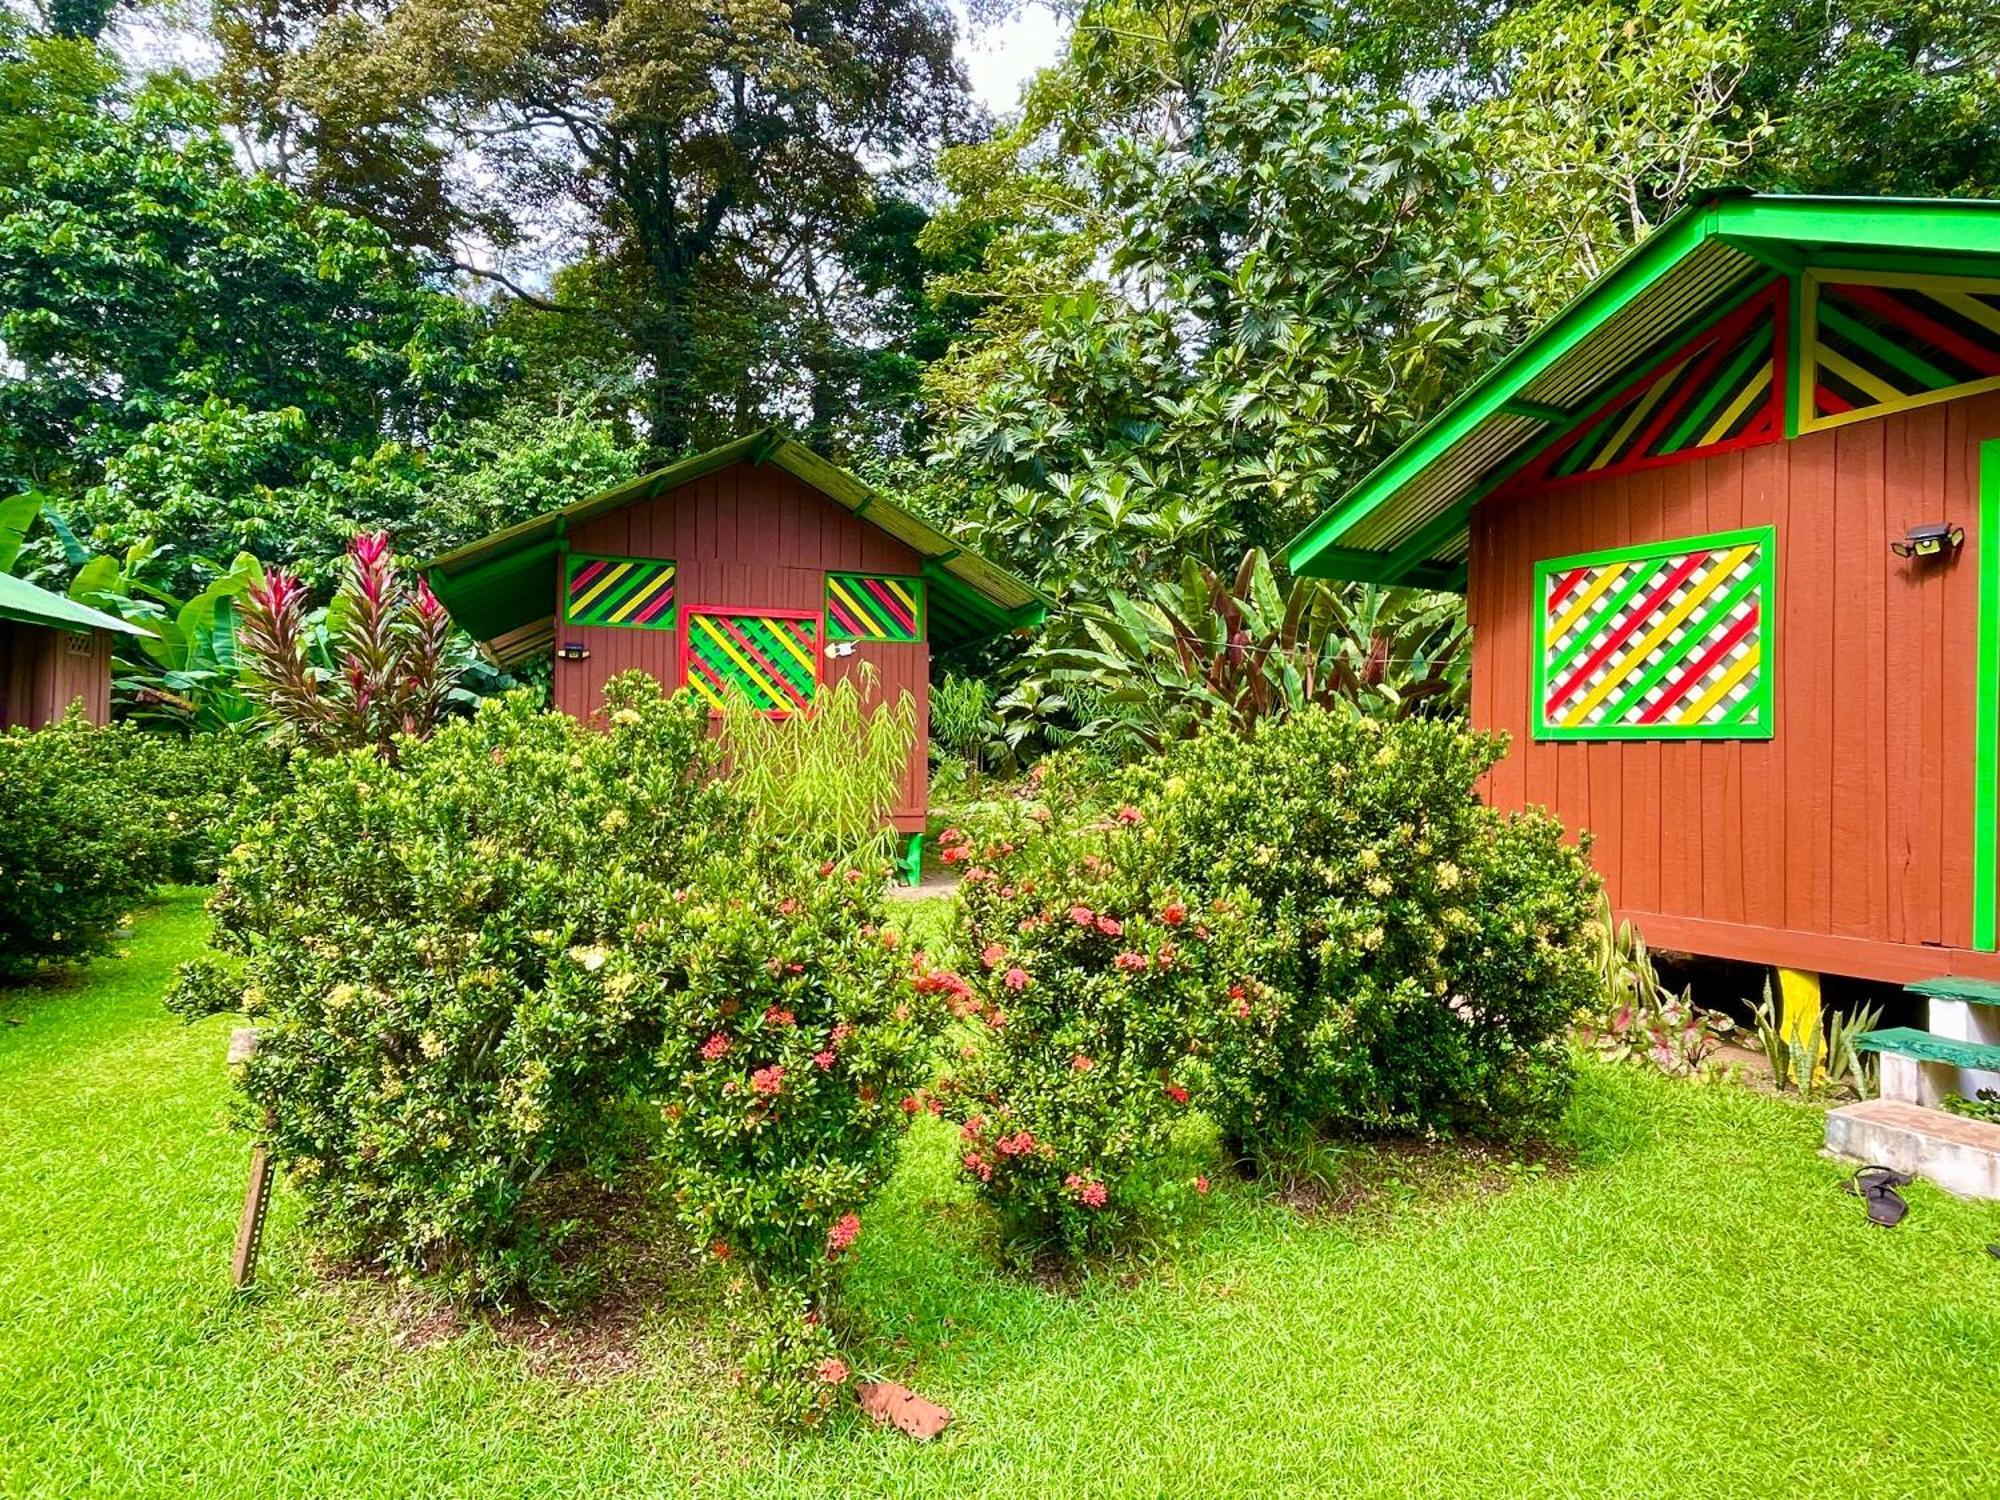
<box><xmin>1284</xmin><ymin>193</ymin><xmax>2000</xmax><ymax>1168</ymax></box>
<box><xmin>424</xmin><ymin>432</ymin><xmax>1045</xmax><ymax>864</ymax></box>
<box><xmin>0</xmin><ymin>572</ymin><xmax>145</xmax><ymax>729</ymax></box>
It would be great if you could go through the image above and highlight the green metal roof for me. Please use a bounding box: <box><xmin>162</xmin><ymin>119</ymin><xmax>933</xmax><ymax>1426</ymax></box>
<box><xmin>1282</xmin><ymin>192</ymin><xmax>2000</xmax><ymax>588</ymax></box>
<box><xmin>0</xmin><ymin>572</ymin><xmax>150</xmax><ymax>636</ymax></box>
<box><xmin>425</xmin><ymin>431</ymin><xmax>1048</xmax><ymax>665</ymax></box>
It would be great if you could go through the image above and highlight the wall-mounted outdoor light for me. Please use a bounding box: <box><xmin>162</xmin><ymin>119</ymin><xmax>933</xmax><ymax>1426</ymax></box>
<box><xmin>1891</xmin><ymin>521</ymin><xmax>1964</xmax><ymax>560</ymax></box>
<box><xmin>558</xmin><ymin>641</ymin><xmax>591</xmax><ymax>661</ymax></box>
<box><xmin>825</xmin><ymin>640</ymin><xmax>857</xmax><ymax>659</ymax></box>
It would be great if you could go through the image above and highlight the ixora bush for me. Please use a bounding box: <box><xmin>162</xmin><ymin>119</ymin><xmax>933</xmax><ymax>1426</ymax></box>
<box><xmin>656</xmin><ymin>848</ymin><xmax>942</xmax><ymax>1419</ymax></box>
<box><xmin>934</xmin><ymin>800</ymin><xmax>1268</xmax><ymax>1257</ymax></box>
<box><xmin>90</xmin><ymin>727</ymin><xmax>289</xmax><ymax>883</ymax></box>
<box><xmin>176</xmin><ymin>677</ymin><xmax>744</xmax><ymax>1302</ymax></box>
<box><xmin>175</xmin><ymin>670</ymin><xmax>940</xmax><ymax>1418</ymax></box>
<box><xmin>1129</xmin><ymin>709</ymin><xmax>1601</xmax><ymax>1146</ymax></box>
<box><xmin>0</xmin><ymin>713</ymin><xmax>166</xmax><ymax>980</ymax></box>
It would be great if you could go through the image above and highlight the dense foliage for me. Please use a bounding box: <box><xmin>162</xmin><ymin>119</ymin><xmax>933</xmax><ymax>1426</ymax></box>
<box><xmin>0</xmin><ymin>714</ymin><xmax>282</xmax><ymax>978</ymax></box>
<box><xmin>1129</xmin><ymin>710</ymin><xmax>1602</xmax><ymax>1145</ymax></box>
<box><xmin>937</xmin><ymin>810</ymin><xmax>1265</xmax><ymax>1254</ymax></box>
<box><xmin>658</xmin><ymin>850</ymin><xmax>942</xmax><ymax>1416</ymax></box>
<box><xmin>183</xmin><ymin>681</ymin><xmax>744</xmax><ymax>1302</ymax></box>
<box><xmin>0</xmin><ymin>713</ymin><xmax>163</xmax><ymax>979</ymax></box>
<box><xmin>1034</xmin><ymin>549</ymin><xmax>1467</xmax><ymax>752</ymax></box>
<box><xmin>174</xmin><ymin>674</ymin><xmax>937</xmax><ymax>1417</ymax></box>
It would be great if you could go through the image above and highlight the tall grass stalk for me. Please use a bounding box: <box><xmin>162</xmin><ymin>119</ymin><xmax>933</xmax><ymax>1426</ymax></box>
<box><xmin>718</xmin><ymin>668</ymin><xmax>916</xmax><ymax>861</ymax></box>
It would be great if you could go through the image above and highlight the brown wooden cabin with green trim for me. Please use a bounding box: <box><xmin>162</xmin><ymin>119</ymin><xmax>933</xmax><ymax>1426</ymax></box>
<box><xmin>424</xmin><ymin>432</ymin><xmax>1046</xmax><ymax>850</ymax></box>
<box><xmin>0</xmin><ymin>572</ymin><xmax>147</xmax><ymax>730</ymax></box>
<box><xmin>1283</xmin><ymin>192</ymin><xmax>2000</xmax><ymax>991</ymax></box>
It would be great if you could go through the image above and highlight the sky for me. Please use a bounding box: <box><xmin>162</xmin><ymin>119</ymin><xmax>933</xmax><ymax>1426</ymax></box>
<box><xmin>956</xmin><ymin>2</ymin><xmax>1069</xmax><ymax>115</ymax></box>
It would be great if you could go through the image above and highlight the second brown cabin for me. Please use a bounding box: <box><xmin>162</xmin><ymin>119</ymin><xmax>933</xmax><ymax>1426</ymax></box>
<box><xmin>424</xmin><ymin>430</ymin><xmax>1045</xmax><ymax>848</ymax></box>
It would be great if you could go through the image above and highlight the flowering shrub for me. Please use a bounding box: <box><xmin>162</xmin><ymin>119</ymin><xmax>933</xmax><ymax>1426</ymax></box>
<box><xmin>179</xmin><ymin>676</ymin><xmax>744</xmax><ymax>1302</ymax></box>
<box><xmin>937</xmin><ymin>807</ymin><xmax>1266</xmax><ymax>1255</ymax></box>
<box><xmin>0</xmin><ymin>712</ymin><xmax>167</xmax><ymax>980</ymax></box>
<box><xmin>89</xmin><ymin>727</ymin><xmax>289</xmax><ymax>883</ymax></box>
<box><xmin>1129</xmin><ymin>708</ymin><xmax>1600</xmax><ymax>1143</ymax></box>
<box><xmin>656</xmin><ymin>848</ymin><xmax>941</xmax><ymax>1420</ymax></box>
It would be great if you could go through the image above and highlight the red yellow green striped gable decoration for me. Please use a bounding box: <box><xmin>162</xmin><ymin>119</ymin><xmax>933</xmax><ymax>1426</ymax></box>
<box><xmin>1514</xmin><ymin>286</ymin><xmax>1783</xmax><ymax>492</ymax></box>
<box><xmin>563</xmin><ymin>554</ymin><xmax>676</xmax><ymax>629</ymax></box>
<box><xmin>1532</xmin><ymin>527</ymin><xmax>1774</xmax><ymax>742</ymax></box>
<box><xmin>1800</xmin><ymin>269</ymin><xmax>2000</xmax><ymax>433</ymax></box>
<box><xmin>825</xmin><ymin>572</ymin><xmax>923</xmax><ymax>643</ymax></box>
<box><xmin>683</xmin><ymin>609</ymin><xmax>819</xmax><ymax>715</ymax></box>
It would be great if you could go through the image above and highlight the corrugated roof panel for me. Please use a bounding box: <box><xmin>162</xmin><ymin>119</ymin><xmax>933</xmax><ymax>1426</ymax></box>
<box><xmin>1341</xmin><ymin>413</ymin><xmax>1547</xmax><ymax>552</ymax></box>
<box><xmin>1517</xmin><ymin>242</ymin><xmax>1761</xmax><ymax>407</ymax></box>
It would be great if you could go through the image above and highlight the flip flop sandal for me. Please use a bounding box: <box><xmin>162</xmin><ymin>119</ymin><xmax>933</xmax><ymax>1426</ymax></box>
<box><xmin>1843</xmin><ymin>1165</ymin><xmax>1914</xmax><ymax>1228</ymax></box>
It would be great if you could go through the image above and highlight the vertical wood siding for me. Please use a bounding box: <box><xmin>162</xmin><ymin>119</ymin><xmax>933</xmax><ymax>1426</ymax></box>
<box><xmin>1469</xmin><ymin>390</ymin><xmax>2000</xmax><ymax>979</ymax></box>
<box><xmin>0</xmin><ymin>622</ymin><xmax>112</xmax><ymax>729</ymax></box>
<box><xmin>554</xmin><ymin>461</ymin><xmax>932</xmax><ymax>831</ymax></box>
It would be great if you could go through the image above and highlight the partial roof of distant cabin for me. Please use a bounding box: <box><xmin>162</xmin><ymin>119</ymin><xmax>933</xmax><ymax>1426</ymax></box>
<box><xmin>1281</xmin><ymin>191</ymin><xmax>2000</xmax><ymax>589</ymax></box>
<box><xmin>0</xmin><ymin>572</ymin><xmax>149</xmax><ymax>636</ymax></box>
<box><xmin>424</xmin><ymin>429</ymin><xmax>1049</xmax><ymax>662</ymax></box>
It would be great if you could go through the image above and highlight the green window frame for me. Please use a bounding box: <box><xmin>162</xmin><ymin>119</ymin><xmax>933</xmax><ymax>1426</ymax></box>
<box><xmin>1531</xmin><ymin>526</ymin><xmax>1776</xmax><ymax>742</ymax></box>
<box><xmin>824</xmin><ymin>572</ymin><xmax>925</xmax><ymax>643</ymax></box>
<box><xmin>561</xmin><ymin>553</ymin><xmax>677</xmax><ymax>630</ymax></box>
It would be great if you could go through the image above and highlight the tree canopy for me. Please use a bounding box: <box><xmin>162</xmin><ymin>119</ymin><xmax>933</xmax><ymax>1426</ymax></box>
<box><xmin>3</xmin><ymin>0</ymin><xmax>2000</xmax><ymax>718</ymax></box>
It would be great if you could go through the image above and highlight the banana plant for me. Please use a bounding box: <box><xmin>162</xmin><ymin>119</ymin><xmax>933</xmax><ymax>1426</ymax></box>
<box><xmin>68</xmin><ymin>541</ymin><xmax>266</xmax><ymax>732</ymax></box>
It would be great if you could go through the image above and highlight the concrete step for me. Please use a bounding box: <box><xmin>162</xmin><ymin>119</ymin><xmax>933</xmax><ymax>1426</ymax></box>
<box><xmin>1854</xmin><ymin>1025</ymin><xmax>2000</xmax><ymax>1070</ymax></box>
<box><xmin>1825</xmin><ymin>1097</ymin><xmax>2000</xmax><ymax>1200</ymax></box>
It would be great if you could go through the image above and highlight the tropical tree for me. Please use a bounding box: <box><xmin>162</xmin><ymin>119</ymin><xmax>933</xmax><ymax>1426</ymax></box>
<box><xmin>0</xmin><ymin>24</ymin><xmax>513</xmax><ymax>584</ymax></box>
<box><xmin>205</xmin><ymin>0</ymin><xmax>974</xmax><ymax>459</ymax></box>
<box><xmin>921</xmin><ymin>2</ymin><xmax>1523</xmax><ymax>606</ymax></box>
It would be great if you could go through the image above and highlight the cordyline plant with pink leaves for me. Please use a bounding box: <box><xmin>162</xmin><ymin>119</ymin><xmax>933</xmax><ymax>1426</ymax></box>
<box><xmin>236</xmin><ymin>531</ymin><xmax>457</xmax><ymax>759</ymax></box>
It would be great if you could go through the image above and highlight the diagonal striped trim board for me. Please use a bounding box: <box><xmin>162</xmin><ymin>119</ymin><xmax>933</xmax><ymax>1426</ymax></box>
<box><xmin>1515</xmin><ymin>282</ymin><xmax>1783</xmax><ymax>493</ymax></box>
<box><xmin>684</xmin><ymin>610</ymin><xmax>818</xmax><ymax>715</ymax></box>
<box><xmin>825</xmin><ymin>572</ymin><xmax>923</xmax><ymax>642</ymax></box>
<box><xmin>564</xmin><ymin>554</ymin><xmax>676</xmax><ymax>629</ymax></box>
<box><xmin>1532</xmin><ymin>528</ymin><xmax>1776</xmax><ymax>742</ymax></box>
<box><xmin>1802</xmin><ymin>270</ymin><xmax>2000</xmax><ymax>432</ymax></box>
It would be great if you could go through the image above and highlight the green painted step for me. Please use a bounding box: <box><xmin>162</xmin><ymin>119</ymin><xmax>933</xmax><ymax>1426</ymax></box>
<box><xmin>1905</xmin><ymin>975</ymin><xmax>2000</xmax><ymax>1006</ymax></box>
<box><xmin>1854</xmin><ymin>1026</ymin><xmax>2000</xmax><ymax>1070</ymax></box>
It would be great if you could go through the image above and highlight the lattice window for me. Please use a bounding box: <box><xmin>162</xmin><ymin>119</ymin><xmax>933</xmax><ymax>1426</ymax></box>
<box><xmin>562</xmin><ymin>554</ymin><xmax>677</xmax><ymax>629</ymax></box>
<box><xmin>682</xmin><ymin>609</ymin><xmax>819</xmax><ymax>715</ymax></box>
<box><xmin>1533</xmin><ymin>528</ymin><xmax>1774</xmax><ymax>741</ymax></box>
<box><xmin>824</xmin><ymin>572</ymin><xmax>923</xmax><ymax>643</ymax></box>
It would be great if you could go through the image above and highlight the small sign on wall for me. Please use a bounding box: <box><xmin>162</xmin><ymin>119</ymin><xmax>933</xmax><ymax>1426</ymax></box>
<box><xmin>1533</xmin><ymin>526</ymin><xmax>1775</xmax><ymax>741</ymax></box>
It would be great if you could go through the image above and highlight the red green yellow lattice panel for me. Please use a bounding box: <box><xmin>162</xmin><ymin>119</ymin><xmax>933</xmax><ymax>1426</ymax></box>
<box><xmin>1532</xmin><ymin>527</ymin><xmax>1775</xmax><ymax>742</ymax></box>
<box><xmin>1799</xmin><ymin>269</ymin><xmax>2000</xmax><ymax>433</ymax></box>
<box><xmin>683</xmin><ymin>609</ymin><xmax>819</xmax><ymax>715</ymax></box>
<box><xmin>825</xmin><ymin>572</ymin><xmax>923</xmax><ymax>643</ymax></box>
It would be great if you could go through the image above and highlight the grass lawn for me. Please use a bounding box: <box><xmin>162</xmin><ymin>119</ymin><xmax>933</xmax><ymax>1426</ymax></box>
<box><xmin>4</xmin><ymin>892</ymin><xmax>1999</xmax><ymax>1498</ymax></box>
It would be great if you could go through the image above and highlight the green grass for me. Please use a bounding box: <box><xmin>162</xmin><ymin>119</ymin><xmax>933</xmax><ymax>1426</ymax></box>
<box><xmin>5</xmin><ymin>892</ymin><xmax>2000</xmax><ymax>1498</ymax></box>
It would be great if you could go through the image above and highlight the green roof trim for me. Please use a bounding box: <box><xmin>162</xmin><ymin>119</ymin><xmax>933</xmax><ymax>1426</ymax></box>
<box><xmin>0</xmin><ymin>572</ymin><xmax>150</xmax><ymax>637</ymax></box>
<box><xmin>424</xmin><ymin>431</ymin><xmax>1048</xmax><ymax>656</ymax></box>
<box><xmin>1282</xmin><ymin>193</ymin><xmax>2000</xmax><ymax>588</ymax></box>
